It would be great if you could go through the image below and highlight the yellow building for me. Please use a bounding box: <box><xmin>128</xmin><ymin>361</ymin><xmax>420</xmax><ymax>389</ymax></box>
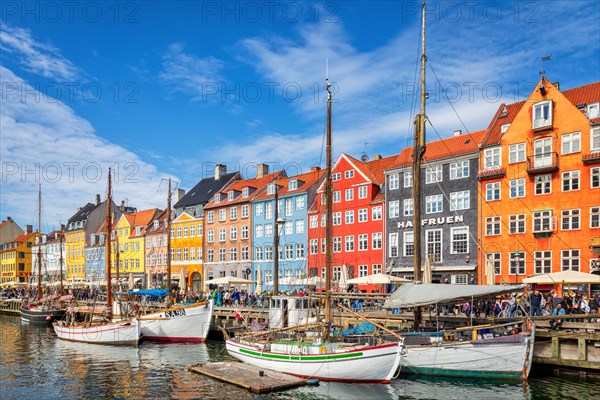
<box><xmin>171</xmin><ymin>211</ymin><xmax>204</xmax><ymax>291</ymax></box>
<box><xmin>0</xmin><ymin>231</ymin><xmax>38</xmax><ymax>284</ymax></box>
<box><xmin>112</xmin><ymin>209</ymin><xmax>159</xmax><ymax>286</ymax></box>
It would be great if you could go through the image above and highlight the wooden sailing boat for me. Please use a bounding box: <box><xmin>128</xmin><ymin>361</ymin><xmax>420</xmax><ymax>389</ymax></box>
<box><xmin>53</xmin><ymin>168</ymin><xmax>140</xmax><ymax>345</ymax></box>
<box><xmin>224</xmin><ymin>75</ymin><xmax>404</xmax><ymax>383</ymax></box>
<box><xmin>135</xmin><ymin>179</ymin><xmax>215</xmax><ymax>342</ymax></box>
<box><xmin>20</xmin><ymin>184</ymin><xmax>66</xmax><ymax>324</ymax></box>
<box><xmin>383</xmin><ymin>1</ymin><xmax>535</xmax><ymax>380</ymax></box>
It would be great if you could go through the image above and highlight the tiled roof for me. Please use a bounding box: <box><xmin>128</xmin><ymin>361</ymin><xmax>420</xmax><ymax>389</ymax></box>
<box><xmin>562</xmin><ymin>81</ymin><xmax>600</xmax><ymax>106</ymax></box>
<box><xmin>360</xmin><ymin>155</ymin><xmax>398</xmax><ymax>185</ymax></box>
<box><xmin>141</xmin><ymin>209</ymin><xmax>169</xmax><ymax>236</ymax></box>
<box><xmin>204</xmin><ymin>170</ymin><xmax>286</xmax><ymax>209</ymax></box>
<box><xmin>174</xmin><ymin>171</ymin><xmax>240</xmax><ymax>209</ymax></box>
<box><xmin>66</xmin><ymin>202</ymin><xmax>101</xmax><ymax>230</ymax></box>
<box><xmin>253</xmin><ymin>168</ymin><xmax>325</xmax><ymax>201</ymax></box>
<box><xmin>124</xmin><ymin>209</ymin><xmax>161</xmax><ymax>231</ymax></box>
<box><xmin>13</xmin><ymin>232</ymin><xmax>36</xmax><ymax>243</ymax></box>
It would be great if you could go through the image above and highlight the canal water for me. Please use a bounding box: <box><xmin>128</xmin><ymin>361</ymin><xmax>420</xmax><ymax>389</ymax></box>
<box><xmin>0</xmin><ymin>315</ymin><xmax>596</xmax><ymax>400</ymax></box>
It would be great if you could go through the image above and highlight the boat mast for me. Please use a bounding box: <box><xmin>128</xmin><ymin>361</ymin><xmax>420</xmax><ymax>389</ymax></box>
<box><xmin>166</xmin><ymin>178</ymin><xmax>172</xmax><ymax>291</ymax></box>
<box><xmin>324</xmin><ymin>76</ymin><xmax>333</xmax><ymax>338</ymax></box>
<box><xmin>36</xmin><ymin>184</ymin><xmax>42</xmax><ymax>299</ymax></box>
<box><xmin>273</xmin><ymin>178</ymin><xmax>279</xmax><ymax>296</ymax></box>
<box><xmin>106</xmin><ymin>168</ymin><xmax>113</xmax><ymax>313</ymax></box>
<box><xmin>412</xmin><ymin>0</ymin><xmax>427</xmax><ymax>331</ymax></box>
<box><xmin>59</xmin><ymin>227</ymin><xmax>64</xmax><ymax>295</ymax></box>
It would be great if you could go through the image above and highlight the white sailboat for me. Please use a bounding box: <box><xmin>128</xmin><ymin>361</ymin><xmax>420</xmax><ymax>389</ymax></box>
<box><xmin>53</xmin><ymin>168</ymin><xmax>140</xmax><ymax>345</ymax></box>
<box><xmin>225</xmin><ymin>76</ymin><xmax>404</xmax><ymax>384</ymax></box>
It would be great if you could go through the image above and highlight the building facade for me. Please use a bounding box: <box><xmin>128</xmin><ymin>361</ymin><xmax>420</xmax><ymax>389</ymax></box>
<box><xmin>142</xmin><ymin>210</ymin><xmax>168</xmax><ymax>288</ymax></box>
<box><xmin>32</xmin><ymin>230</ymin><xmax>66</xmax><ymax>283</ymax></box>
<box><xmin>170</xmin><ymin>211</ymin><xmax>204</xmax><ymax>291</ymax></box>
<box><xmin>0</xmin><ymin>229</ymin><xmax>37</xmax><ymax>284</ymax></box>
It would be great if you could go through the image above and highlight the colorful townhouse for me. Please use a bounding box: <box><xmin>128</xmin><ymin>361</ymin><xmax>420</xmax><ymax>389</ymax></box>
<box><xmin>385</xmin><ymin>130</ymin><xmax>486</xmax><ymax>284</ymax></box>
<box><xmin>204</xmin><ymin>165</ymin><xmax>284</xmax><ymax>284</ymax></box>
<box><xmin>478</xmin><ymin>78</ymin><xmax>600</xmax><ymax>284</ymax></box>
<box><xmin>172</xmin><ymin>164</ymin><xmax>240</xmax><ymax>291</ymax></box>
<box><xmin>32</xmin><ymin>229</ymin><xmax>65</xmax><ymax>283</ymax></box>
<box><xmin>86</xmin><ymin>223</ymin><xmax>108</xmax><ymax>283</ymax></box>
<box><xmin>251</xmin><ymin>168</ymin><xmax>324</xmax><ymax>292</ymax></box>
<box><xmin>0</xmin><ymin>227</ymin><xmax>37</xmax><ymax>284</ymax></box>
<box><xmin>0</xmin><ymin>216</ymin><xmax>24</xmax><ymax>244</ymax></box>
<box><xmin>307</xmin><ymin>154</ymin><xmax>395</xmax><ymax>292</ymax></box>
<box><xmin>112</xmin><ymin>208</ymin><xmax>160</xmax><ymax>288</ymax></box>
<box><xmin>142</xmin><ymin>210</ymin><xmax>169</xmax><ymax>289</ymax></box>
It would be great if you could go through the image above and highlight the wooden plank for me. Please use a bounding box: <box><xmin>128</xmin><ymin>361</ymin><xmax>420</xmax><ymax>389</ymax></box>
<box><xmin>187</xmin><ymin>361</ymin><xmax>306</xmax><ymax>394</ymax></box>
<box><xmin>533</xmin><ymin>356</ymin><xmax>600</xmax><ymax>370</ymax></box>
<box><xmin>578</xmin><ymin>338</ymin><xmax>587</xmax><ymax>361</ymax></box>
<box><xmin>552</xmin><ymin>336</ymin><xmax>560</xmax><ymax>359</ymax></box>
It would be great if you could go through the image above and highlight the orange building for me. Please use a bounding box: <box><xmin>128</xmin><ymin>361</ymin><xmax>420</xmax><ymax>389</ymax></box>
<box><xmin>478</xmin><ymin>78</ymin><xmax>600</xmax><ymax>285</ymax></box>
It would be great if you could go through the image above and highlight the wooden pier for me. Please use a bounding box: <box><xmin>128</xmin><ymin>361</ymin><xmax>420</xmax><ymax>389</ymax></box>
<box><xmin>0</xmin><ymin>298</ymin><xmax>21</xmax><ymax>315</ymax></box>
<box><xmin>187</xmin><ymin>361</ymin><xmax>306</xmax><ymax>394</ymax></box>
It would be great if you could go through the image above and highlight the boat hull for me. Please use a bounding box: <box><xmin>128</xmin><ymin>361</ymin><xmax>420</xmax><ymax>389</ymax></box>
<box><xmin>139</xmin><ymin>300</ymin><xmax>214</xmax><ymax>342</ymax></box>
<box><xmin>225</xmin><ymin>339</ymin><xmax>403</xmax><ymax>383</ymax></box>
<box><xmin>53</xmin><ymin>319</ymin><xmax>140</xmax><ymax>345</ymax></box>
<box><xmin>402</xmin><ymin>328</ymin><xmax>535</xmax><ymax>380</ymax></box>
<box><xmin>20</xmin><ymin>306</ymin><xmax>65</xmax><ymax>324</ymax></box>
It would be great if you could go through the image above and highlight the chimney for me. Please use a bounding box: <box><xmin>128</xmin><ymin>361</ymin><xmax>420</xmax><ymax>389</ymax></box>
<box><xmin>95</xmin><ymin>194</ymin><xmax>101</xmax><ymax>205</ymax></box>
<box><xmin>311</xmin><ymin>166</ymin><xmax>321</xmax><ymax>172</ymax></box>
<box><xmin>60</xmin><ymin>224</ymin><xmax>65</xmax><ymax>231</ymax></box>
<box><xmin>120</xmin><ymin>200</ymin><xmax>125</xmax><ymax>212</ymax></box>
<box><xmin>553</xmin><ymin>82</ymin><xmax>559</xmax><ymax>90</ymax></box>
<box><xmin>454</xmin><ymin>130</ymin><xmax>462</xmax><ymax>137</ymax></box>
<box><xmin>25</xmin><ymin>225</ymin><xmax>33</xmax><ymax>234</ymax></box>
<box><xmin>173</xmin><ymin>189</ymin><xmax>185</xmax><ymax>204</ymax></box>
<box><xmin>256</xmin><ymin>163</ymin><xmax>269</xmax><ymax>178</ymax></box>
<box><xmin>214</xmin><ymin>164</ymin><xmax>226</xmax><ymax>180</ymax></box>
<box><xmin>373</xmin><ymin>154</ymin><xmax>382</xmax><ymax>160</ymax></box>
<box><xmin>7</xmin><ymin>216</ymin><xmax>12</xmax><ymax>222</ymax></box>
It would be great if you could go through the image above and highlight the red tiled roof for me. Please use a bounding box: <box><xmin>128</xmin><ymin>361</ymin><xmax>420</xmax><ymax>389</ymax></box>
<box><xmin>562</xmin><ymin>81</ymin><xmax>600</xmax><ymax>106</ymax></box>
<box><xmin>140</xmin><ymin>209</ymin><xmax>169</xmax><ymax>236</ymax></box>
<box><xmin>13</xmin><ymin>232</ymin><xmax>36</xmax><ymax>243</ymax></box>
<box><xmin>253</xmin><ymin>168</ymin><xmax>325</xmax><ymax>201</ymax></box>
<box><xmin>342</xmin><ymin>154</ymin><xmax>398</xmax><ymax>186</ymax></box>
<box><xmin>204</xmin><ymin>170</ymin><xmax>286</xmax><ymax>209</ymax></box>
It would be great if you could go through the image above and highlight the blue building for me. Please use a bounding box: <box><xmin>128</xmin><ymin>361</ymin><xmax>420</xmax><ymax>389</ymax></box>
<box><xmin>251</xmin><ymin>168</ymin><xmax>324</xmax><ymax>293</ymax></box>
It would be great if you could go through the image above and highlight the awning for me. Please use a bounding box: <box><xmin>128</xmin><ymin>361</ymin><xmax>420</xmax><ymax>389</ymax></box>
<box><xmin>522</xmin><ymin>270</ymin><xmax>600</xmax><ymax>285</ymax></box>
<box><xmin>384</xmin><ymin>283</ymin><xmax>526</xmax><ymax>309</ymax></box>
<box><xmin>391</xmin><ymin>265</ymin><xmax>476</xmax><ymax>273</ymax></box>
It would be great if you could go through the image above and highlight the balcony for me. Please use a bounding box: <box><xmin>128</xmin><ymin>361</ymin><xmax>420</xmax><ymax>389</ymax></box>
<box><xmin>582</xmin><ymin>151</ymin><xmax>600</xmax><ymax>165</ymax></box>
<box><xmin>526</xmin><ymin>152</ymin><xmax>558</xmax><ymax>175</ymax></box>
<box><xmin>477</xmin><ymin>167</ymin><xmax>506</xmax><ymax>181</ymax></box>
<box><xmin>532</xmin><ymin>118</ymin><xmax>553</xmax><ymax>133</ymax></box>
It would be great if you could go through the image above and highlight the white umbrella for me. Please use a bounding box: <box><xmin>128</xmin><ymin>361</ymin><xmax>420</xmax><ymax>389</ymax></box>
<box><xmin>347</xmin><ymin>273</ymin><xmax>411</xmax><ymax>285</ymax></box>
<box><xmin>255</xmin><ymin>267</ymin><xmax>263</xmax><ymax>295</ymax></box>
<box><xmin>204</xmin><ymin>276</ymin><xmax>255</xmax><ymax>286</ymax></box>
<box><xmin>128</xmin><ymin>273</ymin><xmax>134</xmax><ymax>290</ymax></box>
<box><xmin>265</xmin><ymin>276</ymin><xmax>304</xmax><ymax>286</ymax></box>
<box><xmin>522</xmin><ymin>270</ymin><xmax>600</xmax><ymax>284</ymax></box>
<box><xmin>300</xmin><ymin>276</ymin><xmax>325</xmax><ymax>287</ymax></box>
<box><xmin>337</xmin><ymin>264</ymin><xmax>349</xmax><ymax>291</ymax></box>
<box><xmin>180</xmin><ymin>267</ymin><xmax>187</xmax><ymax>291</ymax></box>
<box><xmin>485</xmin><ymin>255</ymin><xmax>496</xmax><ymax>286</ymax></box>
<box><xmin>422</xmin><ymin>257</ymin><xmax>432</xmax><ymax>284</ymax></box>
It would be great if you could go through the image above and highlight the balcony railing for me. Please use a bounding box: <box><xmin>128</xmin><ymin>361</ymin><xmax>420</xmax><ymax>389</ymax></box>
<box><xmin>582</xmin><ymin>151</ymin><xmax>600</xmax><ymax>164</ymax></box>
<box><xmin>477</xmin><ymin>166</ymin><xmax>506</xmax><ymax>180</ymax></box>
<box><xmin>532</xmin><ymin>118</ymin><xmax>553</xmax><ymax>132</ymax></box>
<box><xmin>526</xmin><ymin>152</ymin><xmax>558</xmax><ymax>174</ymax></box>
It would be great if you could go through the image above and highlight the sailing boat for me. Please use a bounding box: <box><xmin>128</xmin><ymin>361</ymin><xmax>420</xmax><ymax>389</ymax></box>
<box><xmin>135</xmin><ymin>179</ymin><xmax>215</xmax><ymax>342</ymax></box>
<box><xmin>20</xmin><ymin>184</ymin><xmax>67</xmax><ymax>324</ymax></box>
<box><xmin>53</xmin><ymin>168</ymin><xmax>140</xmax><ymax>345</ymax></box>
<box><xmin>383</xmin><ymin>1</ymin><xmax>535</xmax><ymax>380</ymax></box>
<box><xmin>224</xmin><ymin>77</ymin><xmax>404</xmax><ymax>383</ymax></box>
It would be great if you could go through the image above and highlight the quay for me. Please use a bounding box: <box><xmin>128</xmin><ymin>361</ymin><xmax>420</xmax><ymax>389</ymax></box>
<box><xmin>188</xmin><ymin>361</ymin><xmax>306</xmax><ymax>394</ymax></box>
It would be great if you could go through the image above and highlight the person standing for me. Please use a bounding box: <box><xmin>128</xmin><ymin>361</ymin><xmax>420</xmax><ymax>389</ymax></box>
<box><xmin>529</xmin><ymin>290</ymin><xmax>543</xmax><ymax>316</ymax></box>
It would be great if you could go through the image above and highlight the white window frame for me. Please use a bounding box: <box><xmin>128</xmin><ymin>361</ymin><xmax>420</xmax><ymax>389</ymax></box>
<box><xmin>310</xmin><ymin>215</ymin><xmax>318</xmax><ymax>228</ymax></box>
<box><xmin>562</xmin><ymin>170</ymin><xmax>580</xmax><ymax>192</ymax></box>
<box><xmin>486</xmin><ymin>182</ymin><xmax>501</xmax><ymax>201</ymax></box>
<box><xmin>358</xmin><ymin>234</ymin><xmax>368</xmax><ymax>251</ymax></box>
<box><xmin>425</xmin><ymin>194</ymin><xmax>443</xmax><ymax>214</ymax></box>
<box><xmin>534</xmin><ymin>250</ymin><xmax>552</xmax><ymax>274</ymax></box>
<box><xmin>486</xmin><ymin>252</ymin><xmax>501</xmax><ymax>276</ymax></box>
<box><xmin>426</xmin><ymin>229</ymin><xmax>442</xmax><ymax>263</ymax></box>
<box><xmin>403</xmin><ymin>231</ymin><xmax>414</xmax><ymax>257</ymax></box>
<box><xmin>372</xmin><ymin>232</ymin><xmax>382</xmax><ymax>250</ymax></box>
<box><xmin>532</xmin><ymin>100</ymin><xmax>553</xmax><ymax>129</ymax></box>
<box><xmin>533</xmin><ymin>210</ymin><xmax>553</xmax><ymax>233</ymax></box>
<box><xmin>344</xmin><ymin>170</ymin><xmax>354</xmax><ymax>179</ymax></box>
<box><xmin>333</xmin><ymin>190</ymin><xmax>341</xmax><ymax>203</ymax></box>
<box><xmin>484</xmin><ymin>147</ymin><xmax>501</xmax><ymax>170</ymax></box>
<box><xmin>591</xmin><ymin>167</ymin><xmax>600</xmax><ymax>189</ymax></box>
<box><xmin>508</xmin><ymin>143</ymin><xmax>526</xmax><ymax>164</ymax></box>
<box><xmin>449</xmin><ymin>160</ymin><xmax>469</xmax><ymax>180</ymax></box>
<box><xmin>486</xmin><ymin>216</ymin><xmax>501</xmax><ymax>236</ymax></box>
<box><xmin>509</xmin><ymin>178</ymin><xmax>526</xmax><ymax>199</ymax></box>
<box><xmin>345</xmin><ymin>235</ymin><xmax>355</xmax><ymax>252</ymax></box>
<box><xmin>450</xmin><ymin>226</ymin><xmax>469</xmax><ymax>254</ymax></box>
<box><xmin>404</xmin><ymin>171</ymin><xmax>413</xmax><ymax>187</ymax></box>
<box><xmin>592</xmin><ymin>127</ymin><xmax>600</xmax><ymax>152</ymax></box>
<box><xmin>562</xmin><ymin>132</ymin><xmax>581</xmax><ymax>155</ymax></box>
<box><xmin>358</xmin><ymin>208</ymin><xmax>368</xmax><ymax>223</ymax></box>
<box><xmin>587</xmin><ymin>103</ymin><xmax>600</xmax><ymax>119</ymax></box>
<box><xmin>425</xmin><ymin>164</ymin><xmax>442</xmax><ymax>184</ymax></box>
<box><xmin>509</xmin><ymin>252</ymin><xmax>526</xmax><ymax>276</ymax></box>
<box><xmin>345</xmin><ymin>210</ymin><xmax>355</xmax><ymax>224</ymax></box>
<box><xmin>561</xmin><ymin>209</ymin><xmax>580</xmax><ymax>231</ymax></box>
<box><xmin>561</xmin><ymin>249</ymin><xmax>580</xmax><ymax>271</ymax></box>
<box><xmin>333</xmin><ymin>212</ymin><xmax>341</xmax><ymax>226</ymax></box>
<box><xmin>389</xmin><ymin>200</ymin><xmax>400</xmax><ymax>218</ymax></box>
<box><xmin>255</xmin><ymin>203</ymin><xmax>263</xmax><ymax>216</ymax></box>
<box><xmin>358</xmin><ymin>186</ymin><xmax>368</xmax><ymax>199</ymax></box>
<box><xmin>591</xmin><ymin>206</ymin><xmax>600</xmax><ymax>229</ymax></box>
<box><xmin>345</xmin><ymin>188</ymin><xmax>354</xmax><ymax>201</ymax></box>
<box><xmin>403</xmin><ymin>198</ymin><xmax>414</xmax><ymax>216</ymax></box>
<box><xmin>372</xmin><ymin>206</ymin><xmax>382</xmax><ymax>220</ymax></box>
<box><xmin>535</xmin><ymin>174</ymin><xmax>552</xmax><ymax>195</ymax></box>
<box><xmin>509</xmin><ymin>214</ymin><xmax>526</xmax><ymax>234</ymax></box>
<box><xmin>388</xmin><ymin>232</ymin><xmax>398</xmax><ymax>257</ymax></box>
<box><xmin>389</xmin><ymin>174</ymin><xmax>399</xmax><ymax>190</ymax></box>
<box><xmin>332</xmin><ymin>172</ymin><xmax>341</xmax><ymax>181</ymax></box>
<box><xmin>449</xmin><ymin>190</ymin><xmax>470</xmax><ymax>211</ymax></box>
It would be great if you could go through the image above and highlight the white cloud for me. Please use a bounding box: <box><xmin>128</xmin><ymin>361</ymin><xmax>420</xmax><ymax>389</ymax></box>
<box><xmin>0</xmin><ymin>23</ymin><xmax>79</xmax><ymax>81</ymax></box>
<box><xmin>0</xmin><ymin>67</ymin><xmax>175</xmax><ymax>229</ymax></box>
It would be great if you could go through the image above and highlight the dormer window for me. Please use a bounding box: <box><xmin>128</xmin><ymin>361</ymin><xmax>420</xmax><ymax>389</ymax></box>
<box><xmin>91</xmin><ymin>235</ymin><xmax>96</xmax><ymax>245</ymax></box>
<box><xmin>228</xmin><ymin>191</ymin><xmax>235</xmax><ymax>201</ymax></box>
<box><xmin>242</xmin><ymin>187</ymin><xmax>249</xmax><ymax>198</ymax></box>
<box><xmin>153</xmin><ymin>221</ymin><xmax>159</xmax><ymax>229</ymax></box>
<box><xmin>588</xmin><ymin>103</ymin><xmax>599</xmax><ymax>119</ymax></box>
<box><xmin>267</xmin><ymin>184</ymin><xmax>276</xmax><ymax>195</ymax></box>
<box><xmin>136</xmin><ymin>227</ymin><xmax>142</xmax><ymax>235</ymax></box>
<box><xmin>215</xmin><ymin>193</ymin><xmax>221</xmax><ymax>203</ymax></box>
<box><xmin>288</xmin><ymin>179</ymin><xmax>298</xmax><ymax>190</ymax></box>
<box><xmin>532</xmin><ymin>100</ymin><xmax>553</xmax><ymax>130</ymax></box>
<box><xmin>500</xmin><ymin>123</ymin><xmax>510</xmax><ymax>133</ymax></box>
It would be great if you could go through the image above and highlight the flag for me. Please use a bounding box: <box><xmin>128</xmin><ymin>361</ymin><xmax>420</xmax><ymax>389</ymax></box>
<box><xmin>234</xmin><ymin>310</ymin><xmax>243</xmax><ymax>320</ymax></box>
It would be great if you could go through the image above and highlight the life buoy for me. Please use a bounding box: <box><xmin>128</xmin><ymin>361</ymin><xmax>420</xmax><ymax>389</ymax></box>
<box><xmin>320</xmin><ymin>346</ymin><xmax>326</xmax><ymax>354</ymax></box>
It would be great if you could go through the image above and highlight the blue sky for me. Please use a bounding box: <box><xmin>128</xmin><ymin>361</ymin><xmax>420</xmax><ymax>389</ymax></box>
<box><xmin>1</xmin><ymin>0</ymin><xmax>599</xmax><ymax>231</ymax></box>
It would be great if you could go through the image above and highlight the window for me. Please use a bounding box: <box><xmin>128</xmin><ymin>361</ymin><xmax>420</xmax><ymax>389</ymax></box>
<box><xmin>389</xmin><ymin>174</ymin><xmax>399</xmax><ymax>190</ymax></box>
<box><xmin>501</xmin><ymin>123</ymin><xmax>511</xmax><ymax>133</ymax></box>
<box><xmin>321</xmin><ymin>238</ymin><xmax>326</xmax><ymax>253</ymax></box>
<box><xmin>509</xmin><ymin>252</ymin><xmax>525</xmax><ymax>275</ymax></box>
<box><xmin>333</xmin><ymin>191</ymin><xmax>341</xmax><ymax>203</ymax></box>
<box><xmin>486</xmin><ymin>182</ymin><xmax>501</xmax><ymax>201</ymax></box>
<box><xmin>296</xmin><ymin>196</ymin><xmax>305</xmax><ymax>210</ymax></box>
<box><xmin>267</xmin><ymin>184</ymin><xmax>275</xmax><ymax>195</ymax></box>
<box><xmin>288</xmin><ymin>179</ymin><xmax>298</xmax><ymax>190</ymax></box>
<box><xmin>295</xmin><ymin>244</ymin><xmax>305</xmax><ymax>258</ymax></box>
<box><xmin>242</xmin><ymin>187</ymin><xmax>249</xmax><ymax>198</ymax></box>
<box><xmin>242</xmin><ymin>246</ymin><xmax>249</xmax><ymax>260</ymax></box>
<box><xmin>344</xmin><ymin>235</ymin><xmax>354</xmax><ymax>253</ymax></box>
<box><xmin>332</xmin><ymin>172</ymin><xmax>341</xmax><ymax>181</ymax></box>
<box><xmin>425</xmin><ymin>165</ymin><xmax>442</xmax><ymax>184</ymax></box>
<box><xmin>403</xmin><ymin>198</ymin><xmax>414</xmax><ymax>216</ymax></box>
<box><xmin>345</xmin><ymin>211</ymin><xmax>354</xmax><ymax>224</ymax></box>
<box><xmin>264</xmin><ymin>224</ymin><xmax>273</xmax><ymax>237</ymax></box>
<box><xmin>591</xmin><ymin>167</ymin><xmax>600</xmax><ymax>189</ymax></box>
<box><xmin>219</xmin><ymin>248</ymin><xmax>226</xmax><ymax>262</ymax></box>
<box><xmin>388</xmin><ymin>233</ymin><xmax>398</xmax><ymax>257</ymax></box>
<box><xmin>176</xmin><ymin>226</ymin><xmax>182</xmax><ymax>238</ymax></box>
<box><xmin>389</xmin><ymin>200</ymin><xmax>400</xmax><ymax>218</ymax></box>
<box><xmin>219</xmin><ymin>228</ymin><xmax>226</xmax><ymax>242</ymax></box>
<box><xmin>508</xmin><ymin>143</ymin><xmax>526</xmax><ymax>164</ymax></box>
<box><xmin>285</xmin><ymin>244</ymin><xmax>294</xmax><ymax>259</ymax></box>
<box><xmin>561</xmin><ymin>249</ymin><xmax>580</xmax><ymax>271</ymax></box>
<box><xmin>219</xmin><ymin>209</ymin><xmax>226</xmax><ymax>222</ymax></box>
<box><xmin>533</xmin><ymin>210</ymin><xmax>553</xmax><ymax>232</ymax></box>
<box><xmin>426</xmin><ymin>229</ymin><xmax>442</xmax><ymax>262</ymax></box>
<box><xmin>451</xmin><ymin>274</ymin><xmax>468</xmax><ymax>285</ymax></box>
<box><xmin>532</xmin><ymin>100</ymin><xmax>552</xmax><ymax>129</ymax></box>
<box><xmin>373</xmin><ymin>264</ymin><xmax>383</xmax><ymax>274</ymax></box>
<box><xmin>310</xmin><ymin>239</ymin><xmax>318</xmax><ymax>254</ymax></box>
<box><xmin>592</xmin><ymin>127</ymin><xmax>600</xmax><ymax>152</ymax></box>
<box><xmin>333</xmin><ymin>237</ymin><xmax>342</xmax><ymax>253</ymax></box>
<box><xmin>425</xmin><ymin>194</ymin><xmax>443</xmax><ymax>214</ymax></box>
<box><xmin>285</xmin><ymin>221</ymin><xmax>293</xmax><ymax>235</ymax></box>
<box><xmin>358</xmin><ymin>234</ymin><xmax>368</xmax><ymax>251</ymax></box>
<box><xmin>486</xmin><ymin>216</ymin><xmax>501</xmax><ymax>236</ymax></box>
<box><xmin>333</xmin><ymin>212</ymin><xmax>341</xmax><ymax>226</ymax></box>
<box><xmin>372</xmin><ymin>232</ymin><xmax>382</xmax><ymax>249</ymax></box>
<box><xmin>295</xmin><ymin>219</ymin><xmax>304</xmax><ymax>233</ymax></box>
<box><xmin>562</xmin><ymin>132</ymin><xmax>581</xmax><ymax>155</ymax></box>
<box><xmin>372</xmin><ymin>206</ymin><xmax>382</xmax><ymax>220</ymax></box>
<box><xmin>591</xmin><ymin>206</ymin><xmax>600</xmax><ymax>229</ymax></box>
<box><xmin>588</xmin><ymin>103</ymin><xmax>600</xmax><ymax>119</ymax></box>
<box><xmin>255</xmin><ymin>225</ymin><xmax>263</xmax><ymax>238</ymax></box>
<box><xmin>345</xmin><ymin>188</ymin><xmax>354</xmax><ymax>201</ymax></box>
<box><xmin>358</xmin><ymin>265</ymin><xmax>368</xmax><ymax>277</ymax></box>
<box><xmin>285</xmin><ymin>198</ymin><xmax>293</xmax><ymax>216</ymax></box>
<box><xmin>486</xmin><ymin>253</ymin><xmax>501</xmax><ymax>276</ymax></box>
<box><xmin>509</xmin><ymin>214</ymin><xmax>526</xmax><ymax>234</ymax></box>
<box><xmin>533</xmin><ymin>137</ymin><xmax>553</xmax><ymax>168</ymax></box>
<box><xmin>255</xmin><ymin>203</ymin><xmax>263</xmax><ymax>216</ymax></box>
<box><xmin>230</xmin><ymin>227</ymin><xmax>238</xmax><ymax>240</ymax></box>
<box><xmin>207</xmin><ymin>249</ymin><xmax>214</xmax><ymax>262</ymax></box>
<box><xmin>265</xmin><ymin>202</ymin><xmax>272</xmax><ymax>219</ymax></box>
<box><xmin>484</xmin><ymin>147</ymin><xmax>501</xmax><ymax>170</ymax></box>
<box><xmin>230</xmin><ymin>207</ymin><xmax>237</xmax><ymax>220</ymax></box>
<box><xmin>561</xmin><ymin>209</ymin><xmax>580</xmax><ymax>230</ymax></box>
<box><xmin>345</xmin><ymin>170</ymin><xmax>354</xmax><ymax>179</ymax></box>
<box><xmin>451</xmin><ymin>227</ymin><xmax>468</xmax><ymax>254</ymax></box>
<box><xmin>449</xmin><ymin>190</ymin><xmax>470</xmax><ymax>210</ymax></box>
<box><xmin>358</xmin><ymin>208</ymin><xmax>368</xmax><ymax>222</ymax></box>
<box><xmin>562</xmin><ymin>170</ymin><xmax>580</xmax><ymax>192</ymax></box>
<box><xmin>265</xmin><ymin>246</ymin><xmax>273</xmax><ymax>260</ymax></box>
<box><xmin>534</xmin><ymin>250</ymin><xmax>552</xmax><ymax>274</ymax></box>
<box><xmin>310</xmin><ymin>215</ymin><xmax>318</xmax><ymax>228</ymax></box>
<box><xmin>535</xmin><ymin>174</ymin><xmax>552</xmax><ymax>195</ymax></box>
<box><xmin>190</xmin><ymin>225</ymin><xmax>196</xmax><ymax>237</ymax></box>
<box><xmin>449</xmin><ymin>160</ymin><xmax>469</xmax><ymax>179</ymax></box>
<box><xmin>241</xmin><ymin>225</ymin><xmax>248</xmax><ymax>239</ymax></box>
<box><xmin>358</xmin><ymin>186</ymin><xmax>368</xmax><ymax>199</ymax></box>
<box><xmin>509</xmin><ymin>178</ymin><xmax>526</xmax><ymax>198</ymax></box>
<box><xmin>404</xmin><ymin>171</ymin><xmax>413</xmax><ymax>187</ymax></box>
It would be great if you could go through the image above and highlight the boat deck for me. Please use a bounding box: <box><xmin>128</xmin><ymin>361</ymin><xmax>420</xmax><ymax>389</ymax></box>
<box><xmin>187</xmin><ymin>361</ymin><xmax>306</xmax><ymax>394</ymax></box>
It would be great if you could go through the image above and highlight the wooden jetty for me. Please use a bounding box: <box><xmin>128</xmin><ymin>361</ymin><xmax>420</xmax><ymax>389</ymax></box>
<box><xmin>0</xmin><ymin>298</ymin><xmax>21</xmax><ymax>315</ymax></box>
<box><xmin>187</xmin><ymin>361</ymin><xmax>306</xmax><ymax>394</ymax></box>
